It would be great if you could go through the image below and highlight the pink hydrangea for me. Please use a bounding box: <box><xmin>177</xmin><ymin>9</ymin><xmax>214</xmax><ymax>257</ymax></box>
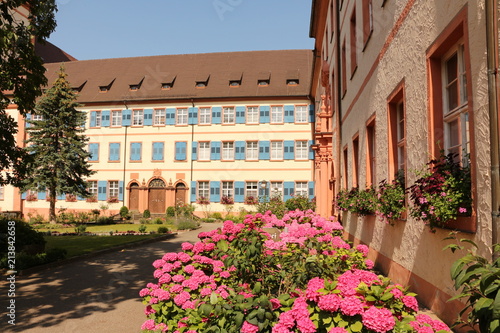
<box><xmin>184</xmin><ymin>264</ymin><xmax>195</xmax><ymax>274</ymax></box>
<box><xmin>306</xmin><ymin>277</ymin><xmax>325</xmax><ymax>301</ymax></box>
<box><xmin>181</xmin><ymin>242</ymin><xmax>194</xmax><ymax>251</ymax></box>
<box><xmin>356</xmin><ymin>244</ymin><xmax>369</xmax><ymax>257</ymax></box>
<box><xmin>162</xmin><ymin>252</ymin><xmax>178</xmax><ymax>262</ymax></box>
<box><xmin>318</xmin><ymin>294</ymin><xmax>341</xmax><ymax>312</ymax></box>
<box><xmin>296</xmin><ymin>317</ymin><xmax>316</xmax><ymax>333</ymax></box>
<box><xmin>339</xmin><ymin>296</ymin><xmax>364</xmax><ymax>316</ymax></box>
<box><xmin>270</xmin><ymin>298</ymin><xmax>282</xmax><ymax>310</ymax></box>
<box><xmin>365</xmin><ymin>259</ymin><xmax>374</xmax><ymax>269</ymax></box>
<box><xmin>241</xmin><ymin>321</ymin><xmax>260</xmax><ymax>333</ymax></box>
<box><xmin>402</xmin><ymin>295</ymin><xmax>419</xmax><ymax>312</ymax></box>
<box><xmin>362</xmin><ymin>306</ymin><xmax>395</xmax><ymax>333</ymax></box>
<box><xmin>154</xmin><ymin>323</ymin><xmax>168</xmax><ymax>332</ymax></box>
<box><xmin>388</xmin><ymin>286</ymin><xmax>404</xmax><ymax>299</ymax></box>
<box><xmin>141</xmin><ymin>319</ymin><xmax>156</xmax><ymax>330</ymax></box>
<box><xmin>139</xmin><ymin>288</ymin><xmax>150</xmax><ymax>297</ymax></box>
<box><xmin>172</xmin><ymin>274</ymin><xmax>185</xmax><ymax>283</ymax></box>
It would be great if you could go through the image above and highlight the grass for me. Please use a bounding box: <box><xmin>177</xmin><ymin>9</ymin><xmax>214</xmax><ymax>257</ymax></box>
<box><xmin>45</xmin><ymin>234</ymin><xmax>166</xmax><ymax>258</ymax></box>
<box><xmin>37</xmin><ymin>223</ymin><xmax>174</xmax><ymax>234</ymax></box>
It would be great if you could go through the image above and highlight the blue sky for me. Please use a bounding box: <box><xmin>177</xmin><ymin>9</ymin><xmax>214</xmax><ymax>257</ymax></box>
<box><xmin>48</xmin><ymin>0</ymin><xmax>315</xmax><ymax>60</ymax></box>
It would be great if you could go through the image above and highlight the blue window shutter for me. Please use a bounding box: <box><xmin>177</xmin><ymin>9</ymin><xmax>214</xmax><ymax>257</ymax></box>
<box><xmin>236</xmin><ymin>106</ymin><xmax>246</xmax><ymax>124</ymax></box>
<box><xmin>210</xmin><ymin>181</ymin><xmax>220</xmax><ymax>202</ymax></box>
<box><xmin>212</xmin><ymin>107</ymin><xmax>222</xmax><ymax>124</ymax></box>
<box><xmin>259</xmin><ymin>141</ymin><xmax>270</xmax><ymax>160</ymax></box>
<box><xmin>234</xmin><ymin>181</ymin><xmax>245</xmax><ymax>203</ymax></box>
<box><xmin>89</xmin><ymin>143</ymin><xmax>99</xmax><ymax>161</ymax></box>
<box><xmin>175</xmin><ymin>142</ymin><xmax>187</xmax><ymax>161</ymax></box>
<box><xmin>152</xmin><ymin>142</ymin><xmax>164</xmax><ymax>161</ymax></box>
<box><xmin>57</xmin><ymin>193</ymin><xmax>65</xmax><ymax>200</ymax></box>
<box><xmin>309</xmin><ymin>105</ymin><xmax>315</xmax><ymax>123</ymax></box>
<box><xmin>90</xmin><ymin>111</ymin><xmax>96</xmax><ymax>127</ymax></box>
<box><xmin>188</xmin><ymin>107</ymin><xmax>198</xmax><ymax>125</ymax></box>
<box><xmin>98</xmin><ymin>181</ymin><xmax>107</xmax><ymax>201</ymax></box>
<box><xmin>118</xmin><ymin>181</ymin><xmax>124</xmax><ymax>201</ymax></box>
<box><xmin>21</xmin><ymin>192</ymin><xmax>27</xmax><ymax>199</ymax></box>
<box><xmin>308</xmin><ymin>181</ymin><xmax>315</xmax><ymax>200</ymax></box>
<box><xmin>284</xmin><ymin>105</ymin><xmax>295</xmax><ymax>123</ymax></box>
<box><xmin>309</xmin><ymin>140</ymin><xmax>315</xmax><ymax>160</ymax></box>
<box><xmin>144</xmin><ymin>109</ymin><xmax>153</xmax><ymax>126</ymax></box>
<box><xmin>109</xmin><ymin>143</ymin><xmax>120</xmax><ymax>161</ymax></box>
<box><xmin>25</xmin><ymin>113</ymin><xmax>32</xmax><ymax>128</ymax></box>
<box><xmin>284</xmin><ymin>140</ymin><xmax>295</xmax><ymax>160</ymax></box>
<box><xmin>259</xmin><ymin>106</ymin><xmax>270</xmax><ymax>123</ymax></box>
<box><xmin>101</xmin><ymin>110</ymin><xmax>110</xmax><ymax>127</ymax></box>
<box><xmin>210</xmin><ymin>142</ymin><xmax>221</xmax><ymax>160</ymax></box>
<box><xmin>284</xmin><ymin>182</ymin><xmax>295</xmax><ymax>201</ymax></box>
<box><xmin>122</xmin><ymin>109</ymin><xmax>132</xmax><ymax>126</ymax></box>
<box><xmin>192</xmin><ymin>142</ymin><xmax>198</xmax><ymax>160</ymax></box>
<box><xmin>235</xmin><ymin>141</ymin><xmax>245</xmax><ymax>160</ymax></box>
<box><xmin>166</xmin><ymin>108</ymin><xmax>176</xmax><ymax>125</ymax></box>
<box><xmin>131</xmin><ymin>142</ymin><xmax>142</xmax><ymax>161</ymax></box>
<box><xmin>190</xmin><ymin>181</ymin><xmax>197</xmax><ymax>202</ymax></box>
<box><xmin>37</xmin><ymin>191</ymin><xmax>46</xmax><ymax>200</ymax></box>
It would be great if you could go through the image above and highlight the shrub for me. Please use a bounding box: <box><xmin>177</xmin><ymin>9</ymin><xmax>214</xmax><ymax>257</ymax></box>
<box><xmin>256</xmin><ymin>196</ymin><xmax>286</xmax><ymax>218</ymax></box>
<box><xmin>285</xmin><ymin>194</ymin><xmax>316</xmax><ymax>211</ymax></box>
<box><xmin>166</xmin><ymin>206</ymin><xmax>175</xmax><ymax>217</ymax></box>
<box><xmin>157</xmin><ymin>226</ymin><xmax>169</xmax><ymax>234</ymax></box>
<box><xmin>119</xmin><ymin>206</ymin><xmax>129</xmax><ymax>219</ymax></box>
<box><xmin>97</xmin><ymin>216</ymin><xmax>114</xmax><ymax>225</ymax></box>
<box><xmin>143</xmin><ymin>210</ymin><xmax>151</xmax><ymax>218</ymax></box>
<box><xmin>153</xmin><ymin>217</ymin><xmax>164</xmax><ymax>225</ymax></box>
<box><xmin>138</xmin><ymin>225</ymin><xmax>147</xmax><ymax>233</ymax></box>
<box><xmin>139</xmin><ymin>218</ymin><xmax>150</xmax><ymax>225</ymax></box>
<box><xmin>211</xmin><ymin>212</ymin><xmax>223</xmax><ymax>220</ymax></box>
<box><xmin>1</xmin><ymin>247</ymin><xmax>67</xmax><ymax>270</ymax></box>
<box><xmin>74</xmin><ymin>224</ymin><xmax>87</xmax><ymax>234</ymax></box>
<box><xmin>176</xmin><ymin>219</ymin><xmax>199</xmax><ymax>230</ymax></box>
<box><xmin>0</xmin><ymin>217</ymin><xmax>46</xmax><ymax>256</ymax></box>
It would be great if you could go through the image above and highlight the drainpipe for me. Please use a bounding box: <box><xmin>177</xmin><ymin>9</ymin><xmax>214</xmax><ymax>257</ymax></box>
<box><xmin>335</xmin><ymin>0</ymin><xmax>343</xmax><ymax>220</ymax></box>
<box><xmin>486</xmin><ymin>0</ymin><xmax>500</xmax><ymax>257</ymax></box>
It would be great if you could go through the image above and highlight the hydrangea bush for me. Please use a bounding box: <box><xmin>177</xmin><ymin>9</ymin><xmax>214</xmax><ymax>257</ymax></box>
<box><xmin>141</xmin><ymin>210</ymin><xmax>451</xmax><ymax>332</ymax></box>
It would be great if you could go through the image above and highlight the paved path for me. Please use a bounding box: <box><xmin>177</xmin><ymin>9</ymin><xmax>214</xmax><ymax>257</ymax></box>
<box><xmin>0</xmin><ymin>222</ymin><xmax>223</xmax><ymax>333</ymax></box>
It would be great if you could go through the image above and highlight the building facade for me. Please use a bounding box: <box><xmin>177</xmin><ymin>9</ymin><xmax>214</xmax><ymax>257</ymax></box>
<box><xmin>310</xmin><ymin>0</ymin><xmax>499</xmax><ymax>325</ymax></box>
<box><xmin>1</xmin><ymin>50</ymin><xmax>316</xmax><ymax>217</ymax></box>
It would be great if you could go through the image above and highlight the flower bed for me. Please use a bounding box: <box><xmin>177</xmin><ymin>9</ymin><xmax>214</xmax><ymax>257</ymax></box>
<box><xmin>140</xmin><ymin>210</ymin><xmax>451</xmax><ymax>332</ymax></box>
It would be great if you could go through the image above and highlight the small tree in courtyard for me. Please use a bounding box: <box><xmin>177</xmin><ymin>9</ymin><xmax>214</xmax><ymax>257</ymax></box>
<box><xmin>20</xmin><ymin>66</ymin><xmax>95</xmax><ymax>222</ymax></box>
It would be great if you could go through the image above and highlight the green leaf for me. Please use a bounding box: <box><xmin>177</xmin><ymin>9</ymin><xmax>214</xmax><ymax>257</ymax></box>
<box><xmin>210</xmin><ymin>292</ymin><xmax>219</xmax><ymax>305</ymax></box>
<box><xmin>473</xmin><ymin>297</ymin><xmax>493</xmax><ymax>312</ymax></box>
<box><xmin>217</xmin><ymin>239</ymin><xmax>229</xmax><ymax>252</ymax></box>
<box><xmin>350</xmin><ymin>320</ymin><xmax>363</xmax><ymax>332</ymax></box>
<box><xmin>493</xmin><ymin>289</ymin><xmax>500</xmax><ymax>317</ymax></box>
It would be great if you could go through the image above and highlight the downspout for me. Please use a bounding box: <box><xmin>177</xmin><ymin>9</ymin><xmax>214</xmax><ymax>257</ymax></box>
<box><xmin>335</xmin><ymin>0</ymin><xmax>343</xmax><ymax>220</ymax></box>
<box><xmin>486</xmin><ymin>0</ymin><xmax>500</xmax><ymax>256</ymax></box>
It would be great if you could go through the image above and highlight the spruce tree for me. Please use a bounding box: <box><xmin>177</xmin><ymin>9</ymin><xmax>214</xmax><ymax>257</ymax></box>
<box><xmin>21</xmin><ymin>66</ymin><xmax>95</xmax><ymax>222</ymax></box>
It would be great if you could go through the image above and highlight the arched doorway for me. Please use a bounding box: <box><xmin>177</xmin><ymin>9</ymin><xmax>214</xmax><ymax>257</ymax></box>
<box><xmin>175</xmin><ymin>183</ymin><xmax>187</xmax><ymax>206</ymax></box>
<box><xmin>129</xmin><ymin>182</ymin><xmax>140</xmax><ymax>211</ymax></box>
<box><xmin>148</xmin><ymin>178</ymin><xmax>166</xmax><ymax>214</ymax></box>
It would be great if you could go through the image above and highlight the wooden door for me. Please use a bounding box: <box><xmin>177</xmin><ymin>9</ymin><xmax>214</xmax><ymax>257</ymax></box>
<box><xmin>175</xmin><ymin>183</ymin><xmax>187</xmax><ymax>206</ymax></box>
<box><xmin>149</xmin><ymin>188</ymin><xmax>166</xmax><ymax>214</ymax></box>
<box><xmin>129</xmin><ymin>184</ymin><xmax>139</xmax><ymax>211</ymax></box>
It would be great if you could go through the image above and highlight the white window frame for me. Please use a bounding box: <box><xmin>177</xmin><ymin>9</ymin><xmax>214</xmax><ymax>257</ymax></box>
<box><xmin>246</xmin><ymin>182</ymin><xmax>258</xmax><ymax>198</ymax></box>
<box><xmin>132</xmin><ymin>110</ymin><xmax>144</xmax><ymax>126</ymax></box>
<box><xmin>271</xmin><ymin>141</ymin><xmax>283</xmax><ymax>160</ymax></box>
<box><xmin>154</xmin><ymin>109</ymin><xmax>166</xmax><ymax>125</ymax></box>
<box><xmin>270</xmin><ymin>181</ymin><xmax>283</xmax><ymax>198</ymax></box>
<box><xmin>222</xmin><ymin>181</ymin><xmax>234</xmax><ymax>198</ymax></box>
<box><xmin>222</xmin><ymin>107</ymin><xmax>235</xmax><ymax>124</ymax></box>
<box><xmin>246</xmin><ymin>106</ymin><xmax>259</xmax><ymax>124</ymax></box>
<box><xmin>222</xmin><ymin>141</ymin><xmax>234</xmax><ymax>160</ymax></box>
<box><xmin>199</xmin><ymin>107</ymin><xmax>211</xmax><ymax>125</ymax></box>
<box><xmin>108</xmin><ymin>180</ymin><xmax>119</xmax><ymax>199</ymax></box>
<box><xmin>295</xmin><ymin>181</ymin><xmax>308</xmax><ymax>197</ymax></box>
<box><xmin>111</xmin><ymin>110</ymin><xmax>122</xmax><ymax>127</ymax></box>
<box><xmin>295</xmin><ymin>105</ymin><xmax>308</xmax><ymax>123</ymax></box>
<box><xmin>88</xmin><ymin>181</ymin><xmax>98</xmax><ymax>197</ymax></box>
<box><xmin>198</xmin><ymin>142</ymin><xmax>210</xmax><ymax>161</ymax></box>
<box><xmin>95</xmin><ymin>111</ymin><xmax>102</xmax><ymax>127</ymax></box>
<box><xmin>295</xmin><ymin>141</ymin><xmax>308</xmax><ymax>160</ymax></box>
<box><xmin>198</xmin><ymin>181</ymin><xmax>209</xmax><ymax>199</ymax></box>
<box><xmin>246</xmin><ymin>141</ymin><xmax>258</xmax><ymax>160</ymax></box>
<box><xmin>271</xmin><ymin>106</ymin><xmax>284</xmax><ymax>123</ymax></box>
<box><xmin>177</xmin><ymin>108</ymin><xmax>188</xmax><ymax>125</ymax></box>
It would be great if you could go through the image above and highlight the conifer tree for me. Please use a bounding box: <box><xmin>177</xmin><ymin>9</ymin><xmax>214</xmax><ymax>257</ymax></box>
<box><xmin>21</xmin><ymin>66</ymin><xmax>95</xmax><ymax>222</ymax></box>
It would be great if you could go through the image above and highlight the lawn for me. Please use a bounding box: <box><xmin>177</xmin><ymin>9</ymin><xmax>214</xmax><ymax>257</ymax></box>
<box><xmin>37</xmin><ymin>223</ymin><xmax>173</xmax><ymax>234</ymax></box>
<box><xmin>45</xmin><ymin>234</ymin><xmax>168</xmax><ymax>258</ymax></box>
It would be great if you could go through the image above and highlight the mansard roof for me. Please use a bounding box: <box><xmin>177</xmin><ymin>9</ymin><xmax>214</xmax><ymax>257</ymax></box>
<box><xmin>43</xmin><ymin>49</ymin><xmax>313</xmax><ymax>104</ymax></box>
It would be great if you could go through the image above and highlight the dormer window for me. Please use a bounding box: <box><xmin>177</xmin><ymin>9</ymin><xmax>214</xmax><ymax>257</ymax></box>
<box><xmin>99</xmin><ymin>86</ymin><xmax>109</xmax><ymax>93</ymax></box>
<box><xmin>257</xmin><ymin>71</ymin><xmax>271</xmax><ymax>87</ymax></box>
<box><xmin>129</xmin><ymin>84</ymin><xmax>139</xmax><ymax>91</ymax></box>
<box><xmin>196</xmin><ymin>81</ymin><xmax>207</xmax><ymax>88</ymax></box>
<box><xmin>195</xmin><ymin>74</ymin><xmax>210</xmax><ymax>89</ymax></box>
<box><xmin>286</xmin><ymin>70</ymin><xmax>300</xmax><ymax>86</ymax></box>
<box><xmin>229</xmin><ymin>80</ymin><xmax>241</xmax><ymax>87</ymax></box>
<box><xmin>258</xmin><ymin>80</ymin><xmax>269</xmax><ymax>86</ymax></box>
<box><xmin>129</xmin><ymin>77</ymin><xmax>144</xmax><ymax>92</ymax></box>
<box><xmin>287</xmin><ymin>79</ymin><xmax>299</xmax><ymax>86</ymax></box>
<box><xmin>161</xmin><ymin>83</ymin><xmax>172</xmax><ymax>90</ymax></box>
<box><xmin>98</xmin><ymin>78</ymin><xmax>115</xmax><ymax>93</ymax></box>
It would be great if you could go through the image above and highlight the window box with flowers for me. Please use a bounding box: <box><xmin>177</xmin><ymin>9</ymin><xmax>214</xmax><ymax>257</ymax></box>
<box><xmin>244</xmin><ymin>196</ymin><xmax>258</xmax><ymax>205</ymax></box>
<box><xmin>66</xmin><ymin>194</ymin><xmax>77</xmax><ymax>202</ymax></box>
<box><xmin>335</xmin><ymin>187</ymin><xmax>377</xmax><ymax>216</ymax></box>
<box><xmin>26</xmin><ymin>193</ymin><xmax>37</xmax><ymax>202</ymax></box>
<box><xmin>409</xmin><ymin>153</ymin><xmax>472</xmax><ymax>232</ymax></box>
<box><xmin>376</xmin><ymin>177</ymin><xmax>406</xmax><ymax>224</ymax></box>
<box><xmin>86</xmin><ymin>195</ymin><xmax>97</xmax><ymax>203</ymax></box>
<box><xmin>107</xmin><ymin>197</ymin><xmax>119</xmax><ymax>203</ymax></box>
<box><xmin>220</xmin><ymin>195</ymin><xmax>234</xmax><ymax>205</ymax></box>
<box><xmin>196</xmin><ymin>196</ymin><xmax>210</xmax><ymax>205</ymax></box>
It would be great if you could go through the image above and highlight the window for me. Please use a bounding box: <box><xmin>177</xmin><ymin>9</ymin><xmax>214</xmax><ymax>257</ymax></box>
<box><xmin>246</xmin><ymin>141</ymin><xmax>258</xmax><ymax>160</ymax></box>
<box><xmin>197</xmin><ymin>181</ymin><xmax>210</xmax><ymax>199</ymax></box>
<box><xmin>175</xmin><ymin>142</ymin><xmax>187</xmax><ymax>161</ymax></box>
<box><xmin>177</xmin><ymin>108</ymin><xmax>188</xmax><ymax>125</ymax></box>
<box><xmin>222</xmin><ymin>107</ymin><xmax>235</xmax><ymax>124</ymax></box>
<box><xmin>199</xmin><ymin>107</ymin><xmax>211</xmax><ymax>125</ymax></box>
<box><xmin>271</xmin><ymin>106</ymin><xmax>284</xmax><ymax>123</ymax></box>
<box><xmin>88</xmin><ymin>181</ymin><xmax>98</xmax><ymax>197</ymax></box>
<box><xmin>88</xmin><ymin>143</ymin><xmax>99</xmax><ymax>161</ymax></box>
<box><xmin>0</xmin><ymin>186</ymin><xmax>3</xmax><ymax>200</ymax></box>
<box><xmin>130</xmin><ymin>142</ymin><xmax>142</xmax><ymax>161</ymax></box>
<box><xmin>152</xmin><ymin>142</ymin><xmax>164</xmax><ymax>161</ymax></box>
<box><xmin>133</xmin><ymin>110</ymin><xmax>144</xmax><ymax>126</ymax></box>
<box><xmin>427</xmin><ymin>10</ymin><xmax>470</xmax><ymax>165</ymax></box>
<box><xmin>92</xmin><ymin>111</ymin><xmax>102</xmax><ymax>127</ymax></box>
<box><xmin>353</xmin><ymin>136</ymin><xmax>359</xmax><ymax>187</ymax></box>
<box><xmin>350</xmin><ymin>7</ymin><xmax>358</xmax><ymax>76</ymax></box>
<box><xmin>258</xmin><ymin>80</ymin><xmax>269</xmax><ymax>86</ymax></box>
<box><xmin>198</xmin><ymin>142</ymin><xmax>210</xmax><ymax>161</ymax></box>
<box><xmin>229</xmin><ymin>80</ymin><xmax>241</xmax><ymax>87</ymax></box>
<box><xmin>295</xmin><ymin>182</ymin><xmax>308</xmax><ymax>196</ymax></box>
<box><xmin>246</xmin><ymin>182</ymin><xmax>258</xmax><ymax>198</ymax></box>
<box><xmin>222</xmin><ymin>142</ymin><xmax>234</xmax><ymax>160</ymax></box>
<box><xmin>154</xmin><ymin>109</ymin><xmax>166</xmax><ymax>125</ymax></box>
<box><xmin>109</xmin><ymin>143</ymin><xmax>120</xmax><ymax>162</ymax></box>
<box><xmin>222</xmin><ymin>181</ymin><xmax>234</xmax><ymax>198</ymax></box>
<box><xmin>295</xmin><ymin>141</ymin><xmax>308</xmax><ymax>160</ymax></box>
<box><xmin>342</xmin><ymin>39</ymin><xmax>347</xmax><ymax>96</ymax></box>
<box><xmin>362</xmin><ymin>0</ymin><xmax>373</xmax><ymax>47</ymax></box>
<box><xmin>388</xmin><ymin>84</ymin><xmax>406</xmax><ymax>181</ymax></box>
<box><xmin>108</xmin><ymin>181</ymin><xmax>119</xmax><ymax>199</ymax></box>
<box><xmin>271</xmin><ymin>141</ymin><xmax>283</xmax><ymax>160</ymax></box>
<box><xmin>161</xmin><ymin>83</ymin><xmax>172</xmax><ymax>90</ymax></box>
<box><xmin>270</xmin><ymin>181</ymin><xmax>283</xmax><ymax>198</ymax></box>
<box><xmin>246</xmin><ymin>106</ymin><xmax>259</xmax><ymax>124</ymax></box>
<box><xmin>366</xmin><ymin>118</ymin><xmax>376</xmax><ymax>186</ymax></box>
<box><xmin>32</xmin><ymin>114</ymin><xmax>43</xmax><ymax>121</ymax></box>
<box><xmin>286</xmin><ymin>79</ymin><xmax>299</xmax><ymax>86</ymax></box>
<box><xmin>111</xmin><ymin>111</ymin><xmax>122</xmax><ymax>126</ymax></box>
<box><xmin>443</xmin><ymin>44</ymin><xmax>469</xmax><ymax>161</ymax></box>
<box><xmin>295</xmin><ymin>105</ymin><xmax>308</xmax><ymax>123</ymax></box>
<box><xmin>343</xmin><ymin>147</ymin><xmax>348</xmax><ymax>188</ymax></box>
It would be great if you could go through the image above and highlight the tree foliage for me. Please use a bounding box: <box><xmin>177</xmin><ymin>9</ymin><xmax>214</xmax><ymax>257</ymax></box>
<box><xmin>21</xmin><ymin>66</ymin><xmax>95</xmax><ymax>222</ymax></box>
<box><xmin>0</xmin><ymin>0</ymin><xmax>57</xmax><ymax>185</ymax></box>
